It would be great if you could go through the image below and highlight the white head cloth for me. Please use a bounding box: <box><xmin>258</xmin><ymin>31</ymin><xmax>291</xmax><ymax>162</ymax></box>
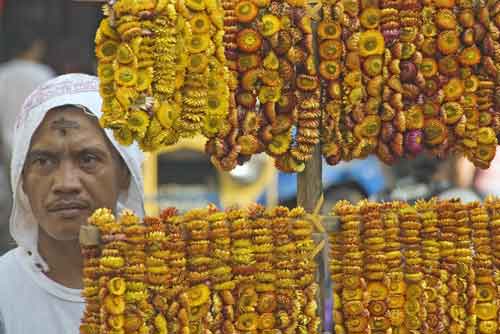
<box><xmin>10</xmin><ymin>73</ymin><xmax>145</xmax><ymax>272</ymax></box>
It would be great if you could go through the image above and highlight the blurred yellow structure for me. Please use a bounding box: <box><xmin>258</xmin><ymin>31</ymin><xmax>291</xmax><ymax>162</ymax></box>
<box><xmin>143</xmin><ymin>135</ymin><xmax>278</xmax><ymax>215</ymax></box>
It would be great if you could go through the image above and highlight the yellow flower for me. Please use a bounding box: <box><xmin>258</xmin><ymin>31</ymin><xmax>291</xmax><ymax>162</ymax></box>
<box><xmin>127</xmin><ymin>110</ymin><xmax>150</xmax><ymax>136</ymax></box>
<box><xmin>207</xmin><ymin>95</ymin><xmax>228</xmax><ymax>116</ymax></box>
<box><xmin>113</xmin><ymin>126</ymin><xmax>134</xmax><ymax>146</ymax></box>
<box><xmin>152</xmin><ymin>128</ymin><xmax>180</xmax><ymax>147</ymax></box>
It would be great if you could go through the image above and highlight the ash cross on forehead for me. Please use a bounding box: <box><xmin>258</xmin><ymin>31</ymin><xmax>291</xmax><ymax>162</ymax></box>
<box><xmin>51</xmin><ymin>117</ymin><xmax>80</xmax><ymax>136</ymax></box>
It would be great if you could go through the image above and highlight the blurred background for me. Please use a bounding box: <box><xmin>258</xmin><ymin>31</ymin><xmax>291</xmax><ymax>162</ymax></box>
<box><xmin>0</xmin><ymin>0</ymin><xmax>495</xmax><ymax>255</ymax></box>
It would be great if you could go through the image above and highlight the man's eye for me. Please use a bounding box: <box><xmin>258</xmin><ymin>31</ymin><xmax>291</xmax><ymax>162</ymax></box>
<box><xmin>33</xmin><ymin>157</ymin><xmax>52</xmax><ymax>167</ymax></box>
<box><xmin>80</xmin><ymin>154</ymin><xmax>98</xmax><ymax>167</ymax></box>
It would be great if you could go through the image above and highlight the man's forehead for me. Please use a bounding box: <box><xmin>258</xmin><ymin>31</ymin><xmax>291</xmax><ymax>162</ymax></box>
<box><xmin>50</xmin><ymin>116</ymin><xmax>80</xmax><ymax>133</ymax></box>
<box><xmin>30</xmin><ymin>107</ymin><xmax>110</xmax><ymax>149</ymax></box>
<box><xmin>25</xmin><ymin>105</ymin><xmax>128</xmax><ymax>168</ymax></box>
<box><xmin>41</xmin><ymin>106</ymin><xmax>97</xmax><ymax>128</ymax></box>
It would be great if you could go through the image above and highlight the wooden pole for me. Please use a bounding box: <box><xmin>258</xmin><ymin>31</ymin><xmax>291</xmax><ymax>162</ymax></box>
<box><xmin>297</xmin><ymin>9</ymin><xmax>323</xmax><ymax>213</ymax></box>
<box><xmin>297</xmin><ymin>145</ymin><xmax>332</xmax><ymax>334</ymax></box>
<box><xmin>295</xmin><ymin>6</ymin><xmax>333</xmax><ymax>329</ymax></box>
<box><xmin>297</xmin><ymin>145</ymin><xmax>323</xmax><ymax>212</ymax></box>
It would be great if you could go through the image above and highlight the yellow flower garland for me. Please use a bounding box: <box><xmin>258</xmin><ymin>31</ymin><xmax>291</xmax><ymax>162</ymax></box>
<box><xmin>96</xmin><ymin>0</ymin><xmax>229</xmax><ymax>152</ymax></box>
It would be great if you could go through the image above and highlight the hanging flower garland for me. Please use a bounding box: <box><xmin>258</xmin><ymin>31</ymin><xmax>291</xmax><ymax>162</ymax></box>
<box><xmin>95</xmin><ymin>0</ymin><xmax>500</xmax><ymax>170</ymax></box>
<box><xmin>81</xmin><ymin>203</ymin><xmax>321</xmax><ymax>334</ymax></box>
<box><xmin>80</xmin><ymin>209</ymin><xmax>113</xmax><ymax>334</ymax></box>
<box><xmin>329</xmin><ymin>198</ymin><xmax>500</xmax><ymax>334</ymax></box>
<box><xmin>319</xmin><ymin>0</ymin><xmax>345</xmax><ymax>165</ymax></box>
<box><xmin>317</xmin><ymin>0</ymin><xmax>500</xmax><ymax>168</ymax></box>
<box><xmin>95</xmin><ymin>0</ymin><xmax>229</xmax><ymax>151</ymax></box>
<box><xmin>360</xmin><ymin>201</ymin><xmax>390</xmax><ymax>333</ymax></box>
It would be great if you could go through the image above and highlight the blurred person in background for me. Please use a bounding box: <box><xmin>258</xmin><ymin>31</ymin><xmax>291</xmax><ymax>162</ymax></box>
<box><xmin>0</xmin><ymin>0</ymin><xmax>55</xmax><ymax>254</ymax></box>
<box><xmin>0</xmin><ymin>0</ymin><xmax>55</xmax><ymax>161</ymax></box>
<box><xmin>374</xmin><ymin>155</ymin><xmax>480</xmax><ymax>203</ymax></box>
<box><xmin>47</xmin><ymin>38</ymin><xmax>96</xmax><ymax>76</ymax></box>
<box><xmin>435</xmin><ymin>155</ymin><xmax>480</xmax><ymax>202</ymax></box>
<box><xmin>474</xmin><ymin>148</ymin><xmax>500</xmax><ymax>197</ymax></box>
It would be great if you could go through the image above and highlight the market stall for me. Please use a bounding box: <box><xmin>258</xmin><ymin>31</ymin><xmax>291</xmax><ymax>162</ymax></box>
<box><xmin>75</xmin><ymin>0</ymin><xmax>499</xmax><ymax>333</ymax></box>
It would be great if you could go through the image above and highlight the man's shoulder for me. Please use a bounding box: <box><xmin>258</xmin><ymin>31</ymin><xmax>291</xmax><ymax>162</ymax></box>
<box><xmin>0</xmin><ymin>248</ymin><xmax>22</xmax><ymax>285</ymax></box>
<box><xmin>0</xmin><ymin>249</ymin><xmax>20</xmax><ymax>313</ymax></box>
<box><xmin>0</xmin><ymin>248</ymin><xmax>18</xmax><ymax>268</ymax></box>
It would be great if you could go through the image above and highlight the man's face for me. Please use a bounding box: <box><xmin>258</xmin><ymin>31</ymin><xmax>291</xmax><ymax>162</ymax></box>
<box><xmin>22</xmin><ymin>106</ymin><xmax>130</xmax><ymax>241</ymax></box>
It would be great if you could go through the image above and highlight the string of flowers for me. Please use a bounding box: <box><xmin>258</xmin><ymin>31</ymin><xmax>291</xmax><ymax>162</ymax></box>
<box><xmin>328</xmin><ymin>198</ymin><xmax>500</xmax><ymax>333</ymax></box>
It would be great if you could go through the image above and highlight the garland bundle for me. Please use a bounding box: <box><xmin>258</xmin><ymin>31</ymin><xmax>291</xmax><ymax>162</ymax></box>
<box><xmin>330</xmin><ymin>197</ymin><xmax>500</xmax><ymax>334</ymax></box>
<box><xmin>80</xmin><ymin>204</ymin><xmax>319</xmax><ymax>334</ymax></box>
<box><xmin>96</xmin><ymin>0</ymin><xmax>500</xmax><ymax>171</ymax></box>
<box><xmin>95</xmin><ymin>0</ymin><xmax>230</xmax><ymax>151</ymax></box>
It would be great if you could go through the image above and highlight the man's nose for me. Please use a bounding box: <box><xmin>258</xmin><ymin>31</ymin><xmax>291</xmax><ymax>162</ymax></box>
<box><xmin>52</xmin><ymin>160</ymin><xmax>82</xmax><ymax>194</ymax></box>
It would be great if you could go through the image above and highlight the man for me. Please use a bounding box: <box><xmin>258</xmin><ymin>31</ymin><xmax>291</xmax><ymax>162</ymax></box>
<box><xmin>475</xmin><ymin>148</ymin><xmax>500</xmax><ymax>197</ymax></box>
<box><xmin>0</xmin><ymin>74</ymin><xmax>145</xmax><ymax>333</ymax></box>
<box><xmin>375</xmin><ymin>155</ymin><xmax>480</xmax><ymax>203</ymax></box>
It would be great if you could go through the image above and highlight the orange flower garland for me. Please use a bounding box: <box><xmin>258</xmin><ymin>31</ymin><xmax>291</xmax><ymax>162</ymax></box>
<box><xmin>329</xmin><ymin>198</ymin><xmax>500</xmax><ymax>333</ymax></box>
<box><xmin>80</xmin><ymin>209</ymin><xmax>114</xmax><ymax>334</ymax></box>
<box><xmin>360</xmin><ymin>201</ymin><xmax>390</xmax><ymax>333</ymax></box>
<box><xmin>382</xmin><ymin>202</ymin><xmax>406</xmax><ymax>334</ymax></box>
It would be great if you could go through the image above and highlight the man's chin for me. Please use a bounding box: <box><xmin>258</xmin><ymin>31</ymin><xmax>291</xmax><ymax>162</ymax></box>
<box><xmin>52</xmin><ymin>233</ymin><xmax>80</xmax><ymax>242</ymax></box>
<box><xmin>43</xmin><ymin>228</ymin><xmax>81</xmax><ymax>242</ymax></box>
<box><xmin>41</xmin><ymin>216</ymin><xmax>87</xmax><ymax>241</ymax></box>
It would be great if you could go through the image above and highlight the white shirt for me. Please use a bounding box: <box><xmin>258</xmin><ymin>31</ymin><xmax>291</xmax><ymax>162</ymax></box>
<box><xmin>438</xmin><ymin>187</ymin><xmax>481</xmax><ymax>203</ymax></box>
<box><xmin>0</xmin><ymin>248</ymin><xmax>84</xmax><ymax>334</ymax></box>
<box><xmin>0</xmin><ymin>60</ymin><xmax>54</xmax><ymax>158</ymax></box>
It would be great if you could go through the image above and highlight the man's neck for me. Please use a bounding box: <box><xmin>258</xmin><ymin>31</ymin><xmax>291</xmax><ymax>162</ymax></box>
<box><xmin>38</xmin><ymin>230</ymin><xmax>83</xmax><ymax>289</ymax></box>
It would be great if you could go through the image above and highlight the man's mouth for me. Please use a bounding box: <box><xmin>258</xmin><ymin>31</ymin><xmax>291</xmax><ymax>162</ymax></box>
<box><xmin>48</xmin><ymin>201</ymin><xmax>90</xmax><ymax>218</ymax></box>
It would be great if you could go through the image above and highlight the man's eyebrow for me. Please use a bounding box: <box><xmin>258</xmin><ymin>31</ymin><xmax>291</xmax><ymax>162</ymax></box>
<box><xmin>78</xmin><ymin>146</ymin><xmax>109</xmax><ymax>156</ymax></box>
<box><xmin>27</xmin><ymin>149</ymin><xmax>57</xmax><ymax>157</ymax></box>
<box><xmin>25</xmin><ymin>149</ymin><xmax>58</xmax><ymax>163</ymax></box>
